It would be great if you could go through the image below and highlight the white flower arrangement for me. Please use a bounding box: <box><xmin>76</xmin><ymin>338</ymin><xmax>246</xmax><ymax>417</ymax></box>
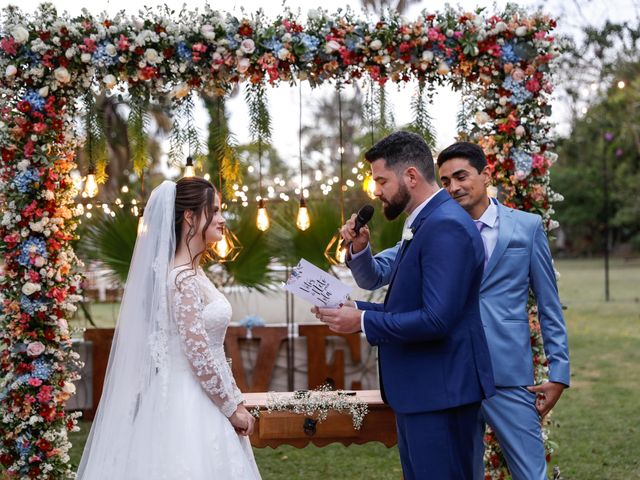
<box><xmin>251</xmin><ymin>385</ymin><xmax>369</xmax><ymax>431</ymax></box>
<box><xmin>401</xmin><ymin>227</ymin><xmax>414</xmax><ymax>242</ymax></box>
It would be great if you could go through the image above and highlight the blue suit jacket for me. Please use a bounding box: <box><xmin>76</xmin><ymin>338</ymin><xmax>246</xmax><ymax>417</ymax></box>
<box><xmin>350</xmin><ymin>201</ymin><xmax>570</xmax><ymax>388</ymax></box>
<box><xmin>356</xmin><ymin>190</ymin><xmax>496</xmax><ymax>414</ymax></box>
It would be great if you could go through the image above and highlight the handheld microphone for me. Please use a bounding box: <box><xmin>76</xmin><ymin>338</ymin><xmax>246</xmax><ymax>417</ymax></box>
<box><xmin>341</xmin><ymin>204</ymin><xmax>375</xmax><ymax>249</ymax></box>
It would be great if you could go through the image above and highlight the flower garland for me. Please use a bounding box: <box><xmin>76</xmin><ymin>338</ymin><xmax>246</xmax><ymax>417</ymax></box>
<box><xmin>0</xmin><ymin>3</ymin><xmax>561</xmax><ymax>478</ymax></box>
<box><xmin>250</xmin><ymin>387</ymin><xmax>369</xmax><ymax>431</ymax></box>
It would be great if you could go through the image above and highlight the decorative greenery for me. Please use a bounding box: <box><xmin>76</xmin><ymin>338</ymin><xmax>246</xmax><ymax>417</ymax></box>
<box><xmin>0</xmin><ymin>4</ymin><xmax>561</xmax><ymax>477</ymax></box>
<box><xmin>250</xmin><ymin>385</ymin><xmax>369</xmax><ymax>431</ymax></box>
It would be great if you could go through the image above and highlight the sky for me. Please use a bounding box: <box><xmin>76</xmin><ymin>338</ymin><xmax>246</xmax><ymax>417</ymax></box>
<box><xmin>5</xmin><ymin>0</ymin><xmax>640</xmax><ymax>168</ymax></box>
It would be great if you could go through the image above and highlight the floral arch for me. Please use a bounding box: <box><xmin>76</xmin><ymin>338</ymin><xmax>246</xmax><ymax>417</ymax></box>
<box><xmin>0</xmin><ymin>3</ymin><xmax>560</xmax><ymax>478</ymax></box>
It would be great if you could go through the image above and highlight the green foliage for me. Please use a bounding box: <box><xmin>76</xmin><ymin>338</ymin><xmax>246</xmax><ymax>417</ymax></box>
<box><xmin>128</xmin><ymin>98</ymin><xmax>152</xmax><ymax>176</ymax></box>
<box><xmin>554</xmin><ymin>61</ymin><xmax>640</xmax><ymax>254</ymax></box>
<box><xmin>81</xmin><ymin>92</ymin><xmax>108</xmax><ymax>182</ymax></box>
<box><xmin>406</xmin><ymin>79</ymin><xmax>436</xmax><ymax>149</ymax></box>
<box><xmin>76</xmin><ymin>207</ymin><xmax>138</xmax><ymax>283</ymax></box>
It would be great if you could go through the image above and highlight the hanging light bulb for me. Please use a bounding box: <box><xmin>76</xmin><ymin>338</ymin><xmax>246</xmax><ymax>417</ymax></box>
<box><xmin>83</xmin><ymin>170</ymin><xmax>98</xmax><ymax>198</ymax></box>
<box><xmin>363</xmin><ymin>174</ymin><xmax>376</xmax><ymax>199</ymax></box>
<box><xmin>184</xmin><ymin>156</ymin><xmax>196</xmax><ymax>178</ymax></box>
<box><xmin>296</xmin><ymin>197</ymin><xmax>311</xmax><ymax>231</ymax></box>
<box><xmin>212</xmin><ymin>226</ymin><xmax>242</xmax><ymax>262</ymax></box>
<box><xmin>256</xmin><ymin>198</ymin><xmax>270</xmax><ymax>231</ymax></box>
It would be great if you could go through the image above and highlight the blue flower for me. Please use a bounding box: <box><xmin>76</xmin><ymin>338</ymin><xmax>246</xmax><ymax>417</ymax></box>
<box><xmin>32</xmin><ymin>358</ymin><xmax>52</xmax><ymax>380</ymax></box>
<box><xmin>501</xmin><ymin>42</ymin><xmax>520</xmax><ymax>64</ymax></box>
<box><xmin>92</xmin><ymin>43</ymin><xmax>118</xmax><ymax>67</ymax></box>
<box><xmin>12</xmin><ymin>168</ymin><xmax>40</xmax><ymax>193</ymax></box>
<box><xmin>503</xmin><ymin>76</ymin><xmax>532</xmax><ymax>104</ymax></box>
<box><xmin>177</xmin><ymin>41</ymin><xmax>192</xmax><ymax>61</ymax></box>
<box><xmin>511</xmin><ymin>149</ymin><xmax>533</xmax><ymax>175</ymax></box>
<box><xmin>263</xmin><ymin>36</ymin><xmax>283</xmax><ymax>52</ymax></box>
<box><xmin>18</xmin><ymin>237</ymin><xmax>48</xmax><ymax>267</ymax></box>
<box><xmin>15</xmin><ymin>436</ymin><xmax>31</xmax><ymax>459</ymax></box>
<box><xmin>20</xmin><ymin>295</ymin><xmax>45</xmax><ymax>315</ymax></box>
<box><xmin>23</xmin><ymin>90</ymin><xmax>45</xmax><ymax>112</ymax></box>
<box><xmin>240</xmin><ymin>315</ymin><xmax>265</xmax><ymax>329</ymax></box>
<box><xmin>227</xmin><ymin>34</ymin><xmax>240</xmax><ymax>50</ymax></box>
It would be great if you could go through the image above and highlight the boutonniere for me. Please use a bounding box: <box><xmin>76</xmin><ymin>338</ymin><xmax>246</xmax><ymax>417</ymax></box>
<box><xmin>401</xmin><ymin>227</ymin><xmax>414</xmax><ymax>242</ymax></box>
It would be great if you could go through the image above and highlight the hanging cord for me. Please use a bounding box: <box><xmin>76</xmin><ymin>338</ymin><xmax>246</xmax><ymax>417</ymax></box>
<box><xmin>337</xmin><ymin>83</ymin><xmax>345</xmax><ymax>226</ymax></box>
<box><xmin>217</xmin><ymin>98</ymin><xmax>224</xmax><ymax>198</ymax></box>
<box><xmin>298</xmin><ymin>82</ymin><xmax>303</xmax><ymax>191</ymax></box>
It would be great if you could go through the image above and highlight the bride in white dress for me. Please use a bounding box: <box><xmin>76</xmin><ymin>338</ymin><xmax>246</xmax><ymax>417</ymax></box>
<box><xmin>77</xmin><ymin>178</ymin><xmax>261</xmax><ymax>479</ymax></box>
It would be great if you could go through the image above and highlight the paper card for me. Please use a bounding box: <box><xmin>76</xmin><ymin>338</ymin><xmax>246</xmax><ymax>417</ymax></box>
<box><xmin>283</xmin><ymin>259</ymin><xmax>352</xmax><ymax>308</ymax></box>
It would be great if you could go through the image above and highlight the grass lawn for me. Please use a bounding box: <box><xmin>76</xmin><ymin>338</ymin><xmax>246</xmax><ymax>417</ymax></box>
<box><xmin>68</xmin><ymin>258</ymin><xmax>640</xmax><ymax>479</ymax></box>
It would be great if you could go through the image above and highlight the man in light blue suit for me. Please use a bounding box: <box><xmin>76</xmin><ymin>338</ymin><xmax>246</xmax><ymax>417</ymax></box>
<box><xmin>342</xmin><ymin>142</ymin><xmax>570</xmax><ymax>480</ymax></box>
<box><xmin>315</xmin><ymin>132</ymin><xmax>495</xmax><ymax>479</ymax></box>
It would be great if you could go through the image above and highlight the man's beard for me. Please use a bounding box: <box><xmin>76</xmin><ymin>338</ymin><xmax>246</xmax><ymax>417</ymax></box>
<box><xmin>382</xmin><ymin>182</ymin><xmax>411</xmax><ymax>220</ymax></box>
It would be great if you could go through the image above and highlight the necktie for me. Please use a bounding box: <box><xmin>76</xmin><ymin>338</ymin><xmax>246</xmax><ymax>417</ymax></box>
<box><xmin>474</xmin><ymin>220</ymin><xmax>489</xmax><ymax>269</ymax></box>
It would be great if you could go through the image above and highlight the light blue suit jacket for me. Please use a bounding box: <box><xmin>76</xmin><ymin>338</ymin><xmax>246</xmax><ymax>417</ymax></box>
<box><xmin>349</xmin><ymin>202</ymin><xmax>570</xmax><ymax>387</ymax></box>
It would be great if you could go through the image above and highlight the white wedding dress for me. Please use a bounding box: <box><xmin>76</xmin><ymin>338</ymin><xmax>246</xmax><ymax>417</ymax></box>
<box><xmin>122</xmin><ymin>266</ymin><xmax>261</xmax><ymax>480</ymax></box>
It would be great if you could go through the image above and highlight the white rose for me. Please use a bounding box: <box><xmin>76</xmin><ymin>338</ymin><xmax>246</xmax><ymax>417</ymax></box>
<box><xmin>103</xmin><ymin>74</ymin><xmax>117</xmax><ymax>89</ymax></box>
<box><xmin>324</xmin><ymin>40</ymin><xmax>341</xmax><ymax>54</ymax></box>
<box><xmin>81</xmin><ymin>52</ymin><xmax>92</xmax><ymax>63</ymax></box>
<box><xmin>171</xmin><ymin>82</ymin><xmax>190</xmax><ymax>99</ymax></box>
<box><xmin>65</xmin><ymin>47</ymin><xmax>75</xmax><ymax>59</ymax></box>
<box><xmin>144</xmin><ymin>48</ymin><xmax>160</xmax><ymax>64</ymax></box>
<box><xmin>38</xmin><ymin>86</ymin><xmax>49</xmax><ymax>97</ymax></box>
<box><xmin>381</xmin><ymin>55</ymin><xmax>391</xmax><ymax>65</ymax></box>
<box><xmin>277</xmin><ymin>48</ymin><xmax>290</xmax><ymax>61</ymax></box>
<box><xmin>236</xmin><ymin>57</ymin><xmax>250</xmax><ymax>74</ymax></box>
<box><xmin>17</xmin><ymin>159</ymin><xmax>29</xmax><ymax>171</ymax></box>
<box><xmin>62</xmin><ymin>382</ymin><xmax>76</xmax><ymax>395</ymax></box>
<box><xmin>495</xmin><ymin>21</ymin><xmax>507</xmax><ymax>33</ymax></box>
<box><xmin>5</xmin><ymin>65</ymin><xmax>17</xmax><ymax>78</ymax></box>
<box><xmin>105</xmin><ymin>44</ymin><xmax>117</xmax><ymax>56</ymax></box>
<box><xmin>21</xmin><ymin>282</ymin><xmax>41</xmax><ymax>296</ymax></box>
<box><xmin>436</xmin><ymin>61</ymin><xmax>450</xmax><ymax>75</ymax></box>
<box><xmin>369</xmin><ymin>39</ymin><xmax>382</xmax><ymax>51</ymax></box>
<box><xmin>515</xmin><ymin>26</ymin><xmax>528</xmax><ymax>37</ymax></box>
<box><xmin>282</xmin><ymin>33</ymin><xmax>292</xmax><ymax>43</ymax></box>
<box><xmin>474</xmin><ymin>111</ymin><xmax>490</xmax><ymax>125</ymax></box>
<box><xmin>11</xmin><ymin>25</ymin><xmax>29</xmax><ymax>44</ymax></box>
<box><xmin>54</xmin><ymin>66</ymin><xmax>71</xmax><ymax>83</ymax></box>
<box><xmin>421</xmin><ymin>50</ymin><xmax>434</xmax><ymax>62</ymax></box>
<box><xmin>201</xmin><ymin>25</ymin><xmax>216</xmax><ymax>41</ymax></box>
<box><xmin>240</xmin><ymin>39</ymin><xmax>255</xmax><ymax>54</ymax></box>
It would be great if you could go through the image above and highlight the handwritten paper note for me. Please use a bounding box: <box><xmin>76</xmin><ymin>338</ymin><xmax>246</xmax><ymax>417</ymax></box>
<box><xmin>283</xmin><ymin>259</ymin><xmax>352</xmax><ymax>308</ymax></box>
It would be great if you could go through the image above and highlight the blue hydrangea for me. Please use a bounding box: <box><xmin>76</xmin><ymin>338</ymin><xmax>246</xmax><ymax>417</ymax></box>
<box><xmin>501</xmin><ymin>42</ymin><xmax>520</xmax><ymax>64</ymax></box>
<box><xmin>92</xmin><ymin>43</ymin><xmax>118</xmax><ymax>66</ymax></box>
<box><xmin>20</xmin><ymin>295</ymin><xmax>45</xmax><ymax>315</ymax></box>
<box><xmin>511</xmin><ymin>149</ymin><xmax>533</xmax><ymax>175</ymax></box>
<box><xmin>177</xmin><ymin>41</ymin><xmax>192</xmax><ymax>61</ymax></box>
<box><xmin>240</xmin><ymin>315</ymin><xmax>265</xmax><ymax>329</ymax></box>
<box><xmin>15</xmin><ymin>436</ymin><xmax>31</xmax><ymax>459</ymax></box>
<box><xmin>263</xmin><ymin>36</ymin><xmax>283</xmax><ymax>52</ymax></box>
<box><xmin>32</xmin><ymin>358</ymin><xmax>52</xmax><ymax>380</ymax></box>
<box><xmin>12</xmin><ymin>168</ymin><xmax>41</xmax><ymax>193</ymax></box>
<box><xmin>298</xmin><ymin>33</ymin><xmax>321</xmax><ymax>62</ymax></box>
<box><xmin>23</xmin><ymin>90</ymin><xmax>45</xmax><ymax>112</ymax></box>
<box><xmin>24</xmin><ymin>50</ymin><xmax>41</xmax><ymax>66</ymax></box>
<box><xmin>18</xmin><ymin>237</ymin><xmax>48</xmax><ymax>267</ymax></box>
<box><xmin>226</xmin><ymin>34</ymin><xmax>240</xmax><ymax>50</ymax></box>
<box><xmin>503</xmin><ymin>76</ymin><xmax>532</xmax><ymax>104</ymax></box>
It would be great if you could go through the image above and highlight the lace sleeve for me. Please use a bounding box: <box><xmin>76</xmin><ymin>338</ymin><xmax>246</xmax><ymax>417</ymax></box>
<box><xmin>172</xmin><ymin>274</ymin><xmax>240</xmax><ymax>418</ymax></box>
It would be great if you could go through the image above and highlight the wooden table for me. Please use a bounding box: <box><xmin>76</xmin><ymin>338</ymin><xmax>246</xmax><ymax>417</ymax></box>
<box><xmin>244</xmin><ymin>390</ymin><xmax>397</xmax><ymax>448</ymax></box>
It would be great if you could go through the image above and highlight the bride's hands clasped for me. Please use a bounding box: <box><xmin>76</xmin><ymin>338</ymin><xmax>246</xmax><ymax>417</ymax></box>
<box><xmin>229</xmin><ymin>405</ymin><xmax>255</xmax><ymax>436</ymax></box>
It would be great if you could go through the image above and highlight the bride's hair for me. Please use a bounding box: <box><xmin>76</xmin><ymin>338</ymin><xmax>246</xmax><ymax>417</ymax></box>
<box><xmin>174</xmin><ymin>177</ymin><xmax>217</xmax><ymax>272</ymax></box>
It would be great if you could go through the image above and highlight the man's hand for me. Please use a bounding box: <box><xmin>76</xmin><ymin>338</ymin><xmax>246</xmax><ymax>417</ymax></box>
<box><xmin>312</xmin><ymin>305</ymin><xmax>362</xmax><ymax>334</ymax></box>
<box><xmin>229</xmin><ymin>404</ymin><xmax>255</xmax><ymax>436</ymax></box>
<box><xmin>527</xmin><ymin>381</ymin><xmax>566</xmax><ymax>418</ymax></box>
<box><xmin>339</xmin><ymin>213</ymin><xmax>371</xmax><ymax>255</ymax></box>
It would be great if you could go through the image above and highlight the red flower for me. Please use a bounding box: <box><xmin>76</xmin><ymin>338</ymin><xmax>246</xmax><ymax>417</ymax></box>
<box><xmin>0</xmin><ymin>37</ymin><xmax>18</xmax><ymax>56</ymax></box>
<box><xmin>238</xmin><ymin>24</ymin><xmax>253</xmax><ymax>36</ymax></box>
<box><xmin>139</xmin><ymin>66</ymin><xmax>158</xmax><ymax>80</ymax></box>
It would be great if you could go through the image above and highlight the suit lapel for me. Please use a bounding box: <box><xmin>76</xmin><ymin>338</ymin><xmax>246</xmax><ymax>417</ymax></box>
<box><xmin>384</xmin><ymin>190</ymin><xmax>449</xmax><ymax>304</ymax></box>
<box><xmin>482</xmin><ymin>202</ymin><xmax>514</xmax><ymax>282</ymax></box>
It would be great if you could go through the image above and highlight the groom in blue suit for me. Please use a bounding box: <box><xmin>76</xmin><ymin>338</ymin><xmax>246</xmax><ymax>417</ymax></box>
<box><xmin>315</xmin><ymin>132</ymin><xmax>495</xmax><ymax>479</ymax></box>
<box><xmin>342</xmin><ymin>142</ymin><xmax>570</xmax><ymax>479</ymax></box>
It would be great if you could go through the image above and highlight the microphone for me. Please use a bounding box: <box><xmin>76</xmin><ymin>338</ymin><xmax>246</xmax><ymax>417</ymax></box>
<box><xmin>340</xmin><ymin>204</ymin><xmax>375</xmax><ymax>249</ymax></box>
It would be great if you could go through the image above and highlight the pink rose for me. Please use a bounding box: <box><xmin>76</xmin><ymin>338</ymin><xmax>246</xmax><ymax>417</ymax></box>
<box><xmin>240</xmin><ymin>39</ymin><xmax>255</xmax><ymax>54</ymax></box>
<box><xmin>27</xmin><ymin>341</ymin><xmax>45</xmax><ymax>357</ymax></box>
<box><xmin>236</xmin><ymin>58</ymin><xmax>250</xmax><ymax>73</ymax></box>
<box><xmin>511</xmin><ymin>68</ymin><xmax>525</xmax><ymax>83</ymax></box>
<box><xmin>28</xmin><ymin>378</ymin><xmax>43</xmax><ymax>387</ymax></box>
